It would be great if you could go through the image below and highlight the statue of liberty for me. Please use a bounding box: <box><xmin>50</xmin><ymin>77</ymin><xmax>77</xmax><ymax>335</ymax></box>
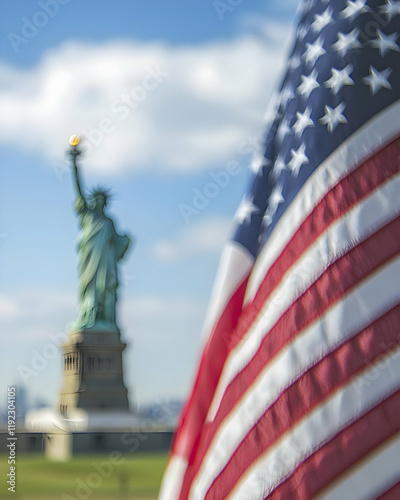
<box><xmin>67</xmin><ymin>135</ymin><xmax>131</xmax><ymax>332</ymax></box>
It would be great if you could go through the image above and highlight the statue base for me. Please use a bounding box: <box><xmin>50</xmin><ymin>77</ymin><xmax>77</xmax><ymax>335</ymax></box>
<box><xmin>58</xmin><ymin>327</ymin><xmax>130</xmax><ymax>414</ymax></box>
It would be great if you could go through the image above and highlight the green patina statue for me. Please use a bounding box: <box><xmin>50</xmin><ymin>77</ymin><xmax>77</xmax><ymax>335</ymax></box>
<box><xmin>68</xmin><ymin>135</ymin><xmax>131</xmax><ymax>332</ymax></box>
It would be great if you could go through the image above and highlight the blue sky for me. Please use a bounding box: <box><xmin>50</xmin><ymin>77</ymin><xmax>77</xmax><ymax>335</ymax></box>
<box><xmin>0</xmin><ymin>0</ymin><xmax>298</xmax><ymax>410</ymax></box>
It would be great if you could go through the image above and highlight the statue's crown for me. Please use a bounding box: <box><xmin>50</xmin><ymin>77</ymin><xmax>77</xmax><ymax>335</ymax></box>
<box><xmin>89</xmin><ymin>186</ymin><xmax>113</xmax><ymax>205</ymax></box>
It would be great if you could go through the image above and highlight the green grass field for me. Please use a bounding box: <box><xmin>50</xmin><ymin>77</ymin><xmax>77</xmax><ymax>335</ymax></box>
<box><xmin>0</xmin><ymin>452</ymin><xmax>168</xmax><ymax>500</ymax></box>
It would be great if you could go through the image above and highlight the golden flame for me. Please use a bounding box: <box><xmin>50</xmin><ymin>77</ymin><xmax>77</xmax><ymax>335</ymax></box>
<box><xmin>69</xmin><ymin>134</ymin><xmax>80</xmax><ymax>146</ymax></box>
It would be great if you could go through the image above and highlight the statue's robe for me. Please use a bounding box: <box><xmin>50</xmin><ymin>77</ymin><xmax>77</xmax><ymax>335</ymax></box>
<box><xmin>74</xmin><ymin>195</ymin><xmax>130</xmax><ymax>330</ymax></box>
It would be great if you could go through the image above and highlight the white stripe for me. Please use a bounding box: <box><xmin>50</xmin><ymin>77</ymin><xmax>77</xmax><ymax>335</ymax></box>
<box><xmin>199</xmin><ymin>240</ymin><xmax>253</xmax><ymax>348</ymax></box>
<box><xmin>158</xmin><ymin>456</ymin><xmax>188</xmax><ymax>500</ymax></box>
<box><xmin>207</xmin><ymin>173</ymin><xmax>400</xmax><ymax>422</ymax></box>
<box><xmin>317</xmin><ymin>433</ymin><xmax>400</xmax><ymax>500</ymax></box>
<box><xmin>230</xmin><ymin>347</ymin><xmax>400</xmax><ymax>500</ymax></box>
<box><xmin>245</xmin><ymin>98</ymin><xmax>400</xmax><ymax>303</ymax></box>
<box><xmin>189</xmin><ymin>256</ymin><xmax>400</xmax><ymax>500</ymax></box>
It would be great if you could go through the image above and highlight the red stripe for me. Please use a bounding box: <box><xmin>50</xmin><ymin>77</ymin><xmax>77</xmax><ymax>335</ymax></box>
<box><xmin>205</xmin><ymin>306</ymin><xmax>400</xmax><ymax>499</ymax></box>
<box><xmin>169</xmin><ymin>273</ymin><xmax>250</xmax><ymax>500</ymax></box>
<box><xmin>185</xmin><ymin>215</ymin><xmax>400</xmax><ymax>495</ymax></box>
<box><xmin>377</xmin><ymin>481</ymin><xmax>400</xmax><ymax>499</ymax></box>
<box><xmin>269</xmin><ymin>397</ymin><xmax>400</xmax><ymax>499</ymax></box>
<box><xmin>233</xmin><ymin>137</ymin><xmax>400</xmax><ymax>350</ymax></box>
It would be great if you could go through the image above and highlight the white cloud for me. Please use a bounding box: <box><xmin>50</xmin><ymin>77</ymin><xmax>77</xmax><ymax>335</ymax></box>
<box><xmin>153</xmin><ymin>217</ymin><xmax>232</xmax><ymax>261</ymax></box>
<box><xmin>0</xmin><ymin>21</ymin><xmax>293</xmax><ymax>175</ymax></box>
<box><xmin>0</xmin><ymin>288</ymin><xmax>77</xmax><ymax>343</ymax></box>
<box><xmin>0</xmin><ymin>296</ymin><xmax>19</xmax><ymax>320</ymax></box>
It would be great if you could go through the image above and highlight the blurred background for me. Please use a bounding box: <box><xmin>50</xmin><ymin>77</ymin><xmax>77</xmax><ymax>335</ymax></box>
<box><xmin>0</xmin><ymin>0</ymin><xmax>297</xmax><ymax>497</ymax></box>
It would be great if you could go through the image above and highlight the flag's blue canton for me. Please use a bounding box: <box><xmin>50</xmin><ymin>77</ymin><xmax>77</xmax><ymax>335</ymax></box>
<box><xmin>233</xmin><ymin>0</ymin><xmax>400</xmax><ymax>258</ymax></box>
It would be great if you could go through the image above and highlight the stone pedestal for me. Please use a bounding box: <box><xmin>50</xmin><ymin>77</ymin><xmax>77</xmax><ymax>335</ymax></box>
<box><xmin>58</xmin><ymin>328</ymin><xmax>129</xmax><ymax>414</ymax></box>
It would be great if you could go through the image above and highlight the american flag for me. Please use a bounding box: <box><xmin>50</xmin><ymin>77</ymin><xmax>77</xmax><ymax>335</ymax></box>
<box><xmin>159</xmin><ymin>0</ymin><xmax>400</xmax><ymax>498</ymax></box>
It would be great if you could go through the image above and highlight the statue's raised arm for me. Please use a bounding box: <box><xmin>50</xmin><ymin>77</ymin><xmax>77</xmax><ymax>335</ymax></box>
<box><xmin>72</xmin><ymin>154</ymin><xmax>84</xmax><ymax>199</ymax></box>
<box><xmin>68</xmin><ymin>135</ymin><xmax>88</xmax><ymax>216</ymax></box>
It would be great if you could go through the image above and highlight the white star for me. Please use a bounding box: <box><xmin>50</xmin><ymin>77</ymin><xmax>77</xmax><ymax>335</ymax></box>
<box><xmin>288</xmin><ymin>53</ymin><xmax>302</xmax><ymax>70</ymax></box>
<box><xmin>379</xmin><ymin>0</ymin><xmax>400</xmax><ymax>20</ymax></box>
<box><xmin>371</xmin><ymin>30</ymin><xmax>399</xmax><ymax>57</ymax></box>
<box><xmin>293</xmin><ymin>106</ymin><xmax>314</xmax><ymax>136</ymax></box>
<box><xmin>312</xmin><ymin>7</ymin><xmax>334</xmax><ymax>32</ymax></box>
<box><xmin>289</xmin><ymin>143</ymin><xmax>309</xmax><ymax>176</ymax></box>
<box><xmin>250</xmin><ymin>154</ymin><xmax>271</xmax><ymax>175</ymax></box>
<box><xmin>272</xmin><ymin>156</ymin><xmax>287</xmax><ymax>178</ymax></box>
<box><xmin>297</xmin><ymin>24</ymin><xmax>309</xmax><ymax>42</ymax></box>
<box><xmin>363</xmin><ymin>66</ymin><xmax>392</xmax><ymax>95</ymax></box>
<box><xmin>297</xmin><ymin>69</ymin><xmax>320</xmax><ymax>99</ymax></box>
<box><xmin>279</xmin><ymin>85</ymin><xmax>295</xmax><ymax>107</ymax></box>
<box><xmin>303</xmin><ymin>36</ymin><xmax>326</xmax><ymax>66</ymax></box>
<box><xmin>341</xmin><ymin>0</ymin><xmax>370</xmax><ymax>18</ymax></box>
<box><xmin>298</xmin><ymin>0</ymin><xmax>314</xmax><ymax>16</ymax></box>
<box><xmin>263</xmin><ymin>94</ymin><xmax>280</xmax><ymax>123</ymax></box>
<box><xmin>269</xmin><ymin>184</ymin><xmax>285</xmax><ymax>210</ymax></box>
<box><xmin>235</xmin><ymin>197</ymin><xmax>259</xmax><ymax>225</ymax></box>
<box><xmin>276</xmin><ymin>117</ymin><xmax>291</xmax><ymax>143</ymax></box>
<box><xmin>324</xmin><ymin>64</ymin><xmax>355</xmax><ymax>94</ymax></box>
<box><xmin>332</xmin><ymin>29</ymin><xmax>362</xmax><ymax>56</ymax></box>
<box><xmin>263</xmin><ymin>184</ymin><xmax>284</xmax><ymax>226</ymax></box>
<box><xmin>319</xmin><ymin>102</ymin><xmax>348</xmax><ymax>133</ymax></box>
